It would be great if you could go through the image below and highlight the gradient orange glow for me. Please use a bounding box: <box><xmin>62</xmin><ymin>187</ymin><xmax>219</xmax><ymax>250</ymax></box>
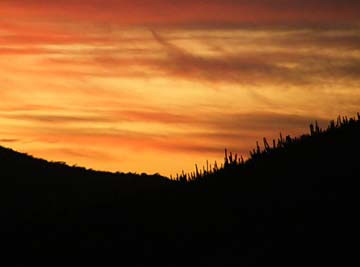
<box><xmin>1</xmin><ymin>1</ymin><xmax>360</xmax><ymax>176</ymax></box>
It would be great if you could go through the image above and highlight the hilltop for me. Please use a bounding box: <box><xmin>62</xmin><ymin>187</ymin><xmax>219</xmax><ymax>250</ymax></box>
<box><xmin>1</xmin><ymin>114</ymin><xmax>359</xmax><ymax>266</ymax></box>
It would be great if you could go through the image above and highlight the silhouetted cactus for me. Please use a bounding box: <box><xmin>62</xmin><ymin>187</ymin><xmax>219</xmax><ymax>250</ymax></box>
<box><xmin>256</xmin><ymin>141</ymin><xmax>261</xmax><ymax>154</ymax></box>
<box><xmin>240</xmin><ymin>156</ymin><xmax>244</xmax><ymax>164</ymax></box>
<box><xmin>214</xmin><ymin>161</ymin><xmax>218</xmax><ymax>172</ymax></box>
<box><xmin>310</xmin><ymin>123</ymin><xmax>314</xmax><ymax>135</ymax></box>
<box><xmin>179</xmin><ymin>170</ymin><xmax>187</xmax><ymax>183</ymax></box>
<box><xmin>195</xmin><ymin>164</ymin><xmax>199</xmax><ymax>178</ymax></box>
<box><xmin>229</xmin><ymin>151</ymin><xmax>233</xmax><ymax>164</ymax></box>
<box><xmin>329</xmin><ymin>120</ymin><xmax>335</xmax><ymax>129</ymax></box>
<box><xmin>250</xmin><ymin>148</ymin><xmax>256</xmax><ymax>158</ymax></box>
<box><xmin>279</xmin><ymin>133</ymin><xmax>284</xmax><ymax>146</ymax></box>
<box><xmin>336</xmin><ymin>116</ymin><xmax>342</xmax><ymax>127</ymax></box>
<box><xmin>263</xmin><ymin>138</ymin><xmax>270</xmax><ymax>152</ymax></box>
<box><xmin>315</xmin><ymin>121</ymin><xmax>320</xmax><ymax>134</ymax></box>
<box><xmin>174</xmin><ymin>112</ymin><xmax>360</xmax><ymax>182</ymax></box>
<box><xmin>224</xmin><ymin>149</ymin><xmax>229</xmax><ymax>167</ymax></box>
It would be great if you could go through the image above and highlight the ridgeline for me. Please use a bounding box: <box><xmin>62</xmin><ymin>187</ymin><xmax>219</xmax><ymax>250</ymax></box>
<box><xmin>1</xmin><ymin>114</ymin><xmax>359</xmax><ymax>266</ymax></box>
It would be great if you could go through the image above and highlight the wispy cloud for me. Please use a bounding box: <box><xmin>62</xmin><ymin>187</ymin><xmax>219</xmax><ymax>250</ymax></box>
<box><xmin>1</xmin><ymin>0</ymin><xmax>360</xmax><ymax>175</ymax></box>
<box><xmin>0</xmin><ymin>139</ymin><xmax>19</xmax><ymax>143</ymax></box>
<box><xmin>142</xmin><ymin>29</ymin><xmax>360</xmax><ymax>86</ymax></box>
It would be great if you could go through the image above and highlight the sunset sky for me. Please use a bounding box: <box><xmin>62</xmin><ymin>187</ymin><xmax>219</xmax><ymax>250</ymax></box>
<box><xmin>1</xmin><ymin>0</ymin><xmax>360</xmax><ymax>176</ymax></box>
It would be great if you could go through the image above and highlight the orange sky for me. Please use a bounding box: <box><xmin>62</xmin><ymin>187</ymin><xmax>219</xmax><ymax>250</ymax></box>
<box><xmin>1</xmin><ymin>1</ymin><xmax>360</xmax><ymax>176</ymax></box>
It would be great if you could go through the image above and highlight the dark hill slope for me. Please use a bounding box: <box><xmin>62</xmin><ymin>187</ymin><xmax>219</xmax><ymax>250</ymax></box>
<box><xmin>0</xmin><ymin>146</ymin><xmax>169</xmax><ymax>189</ymax></box>
<box><xmin>1</xmin><ymin>115</ymin><xmax>359</xmax><ymax>266</ymax></box>
<box><xmin>0</xmin><ymin>146</ymin><xmax>171</xmax><ymax>212</ymax></box>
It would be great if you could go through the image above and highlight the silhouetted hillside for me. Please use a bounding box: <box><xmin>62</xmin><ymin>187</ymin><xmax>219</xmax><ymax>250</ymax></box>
<box><xmin>0</xmin><ymin>146</ymin><xmax>169</xmax><ymax>188</ymax></box>
<box><xmin>1</xmin><ymin>114</ymin><xmax>359</xmax><ymax>266</ymax></box>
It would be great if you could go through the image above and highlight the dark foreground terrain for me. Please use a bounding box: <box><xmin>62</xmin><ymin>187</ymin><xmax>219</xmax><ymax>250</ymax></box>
<box><xmin>1</xmin><ymin>115</ymin><xmax>359</xmax><ymax>266</ymax></box>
